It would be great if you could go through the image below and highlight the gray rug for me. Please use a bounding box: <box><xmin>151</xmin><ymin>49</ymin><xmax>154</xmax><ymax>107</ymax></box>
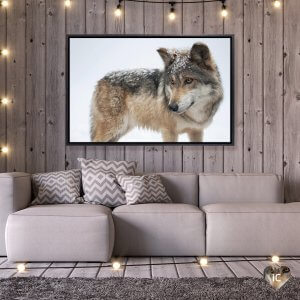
<box><xmin>1</xmin><ymin>277</ymin><xmax>300</xmax><ymax>300</ymax></box>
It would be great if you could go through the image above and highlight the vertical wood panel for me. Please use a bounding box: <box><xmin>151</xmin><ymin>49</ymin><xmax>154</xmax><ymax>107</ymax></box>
<box><xmin>223</xmin><ymin>0</ymin><xmax>244</xmax><ymax>173</ymax></box>
<box><xmin>144</xmin><ymin>0</ymin><xmax>164</xmax><ymax>173</ymax></box>
<box><xmin>284</xmin><ymin>0</ymin><xmax>300</xmax><ymax>202</ymax></box>
<box><xmin>26</xmin><ymin>0</ymin><xmax>46</xmax><ymax>173</ymax></box>
<box><xmin>105</xmin><ymin>0</ymin><xmax>125</xmax><ymax>161</ymax></box>
<box><xmin>65</xmin><ymin>0</ymin><xmax>86</xmax><ymax>170</ymax></box>
<box><xmin>203</xmin><ymin>1</ymin><xmax>224</xmax><ymax>173</ymax></box>
<box><xmin>263</xmin><ymin>0</ymin><xmax>283</xmax><ymax>175</ymax></box>
<box><xmin>182</xmin><ymin>0</ymin><xmax>204</xmax><ymax>173</ymax></box>
<box><xmin>46</xmin><ymin>0</ymin><xmax>66</xmax><ymax>171</ymax></box>
<box><xmin>6</xmin><ymin>0</ymin><xmax>26</xmax><ymax>172</ymax></box>
<box><xmin>163</xmin><ymin>0</ymin><xmax>183</xmax><ymax>172</ymax></box>
<box><xmin>124</xmin><ymin>0</ymin><xmax>144</xmax><ymax>173</ymax></box>
<box><xmin>243</xmin><ymin>0</ymin><xmax>263</xmax><ymax>173</ymax></box>
<box><xmin>0</xmin><ymin>6</ymin><xmax>7</xmax><ymax>172</ymax></box>
<box><xmin>85</xmin><ymin>0</ymin><xmax>106</xmax><ymax>160</ymax></box>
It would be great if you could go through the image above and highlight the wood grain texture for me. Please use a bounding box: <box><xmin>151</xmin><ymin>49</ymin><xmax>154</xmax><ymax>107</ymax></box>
<box><xmin>26</xmin><ymin>0</ymin><xmax>46</xmax><ymax>174</ymax></box>
<box><xmin>223</xmin><ymin>0</ymin><xmax>244</xmax><ymax>173</ymax></box>
<box><xmin>283</xmin><ymin>0</ymin><xmax>300</xmax><ymax>202</ymax></box>
<box><xmin>6</xmin><ymin>0</ymin><xmax>26</xmax><ymax>172</ymax></box>
<box><xmin>263</xmin><ymin>0</ymin><xmax>283</xmax><ymax>175</ymax></box>
<box><xmin>0</xmin><ymin>6</ymin><xmax>7</xmax><ymax>172</ymax></box>
<box><xmin>45</xmin><ymin>0</ymin><xmax>66</xmax><ymax>171</ymax></box>
<box><xmin>203</xmin><ymin>1</ymin><xmax>224</xmax><ymax>173</ymax></box>
<box><xmin>243</xmin><ymin>0</ymin><xmax>263</xmax><ymax>173</ymax></box>
<box><xmin>182</xmin><ymin>0</ymin><xmax>204</xmax><ymax>173</ymax></box>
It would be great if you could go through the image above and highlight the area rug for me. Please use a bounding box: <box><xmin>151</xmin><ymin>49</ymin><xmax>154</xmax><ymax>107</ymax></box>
<box><xmin>1</xmin><ymin>277</ymin><xmax>300</xmax><ymax>300</ymax></box>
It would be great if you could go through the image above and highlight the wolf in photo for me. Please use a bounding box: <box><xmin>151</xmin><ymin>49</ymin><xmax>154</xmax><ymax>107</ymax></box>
<box><xmin>90</xmin><ymin>42</ymin><xmax>223</xmax><ymax>142</ymax></box>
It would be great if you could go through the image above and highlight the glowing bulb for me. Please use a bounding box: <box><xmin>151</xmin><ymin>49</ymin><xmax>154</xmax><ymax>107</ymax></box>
<box><xmin>17</xmin><ymin>263</ymin><xmax>25</xmax><ymax>272</ymax></box>
<box><xmin>1</xmin><ymin>146</ymin><xmax>8</xmax><ymax>154</ymax></box>
<box><xmin>169</xmin><ymin>11</ymin><xmax>176</xmax><ymax>21</ymax></box>
<box><xmin>1</xmin><ymin>49</ymin><xmax>9</xmax><ymax>56</ymax></box>
<box><xmin>199</xmin><ymin>257</ymin><xmax>208</xmax><ymax>267</ymax></box>
<box><xmin>115</xmin><ymin>5</ymin><xmax>122</xmax><ymax>17</ymax></box>
<box><xmin>1</xmin><ymin>98</ymin><xmax>9</xmax><ymax>105</ymax></box>
<box><xmin>272</xmin><ymin>255</ymin><xmax>280</xmax><ymax>263</ymax></box>
<box><xmin>1</xmin><ymin>0</ymin><xmax>8</xmax><ymax>7</ymax></box>
<box><xmin>112</xmin><ymin>261</ymin><xmax>121</xmax><ymax>270</ymax></box>
<box><xmin>273</xmin><ymin>0</ymin><xmax>281</xmax><ymax>8</ymax></box>
<box><xmin>64</xmin><ymin>0</ymin><xmax>71</xmax><ymax>7</ymax></box>
<box><xmin>221</xmin><ymin>6</ymin><xmax>228</xmax><ymax>18</ymax></box>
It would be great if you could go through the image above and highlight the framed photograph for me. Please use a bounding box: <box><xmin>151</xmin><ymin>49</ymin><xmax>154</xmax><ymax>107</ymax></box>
<box><xmin>67</xmin><ymin>35</ymin><xmax>234</xmax><ymax>145</ymax></box>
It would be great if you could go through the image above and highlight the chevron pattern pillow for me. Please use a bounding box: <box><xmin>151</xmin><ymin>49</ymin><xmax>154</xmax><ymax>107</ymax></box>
<box><xmin>78</xmin><ymin>158</ymin><xmax>137</xmax><ymax>207</ymax></box>
<box><xmin>31</xmin><ymin>169</ymin><xmax>82</xmax><ymax>205</ymax></box>
<box><xmin>116</xmin><ymin>174</ymin><xmax>172</xmax><ymax>205</ymax></box>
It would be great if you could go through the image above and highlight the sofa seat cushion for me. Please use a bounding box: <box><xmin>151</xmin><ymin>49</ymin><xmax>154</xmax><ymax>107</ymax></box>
<box><xmin>112</xmin><ymin>203</ymin><xmax>205</xmax><ymax>256</ymax></box>
<box><xmin>5</xmin><ymin>204</ymin><xmax>114</xmax><ymax>262</ymax></box>
<box><xmin>203</xmin><ymin>203</ymin><xmax>300</xmax><ymax>256</ymax></box>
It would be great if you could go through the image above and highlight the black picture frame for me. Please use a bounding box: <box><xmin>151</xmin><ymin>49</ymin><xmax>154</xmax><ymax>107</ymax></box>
<box><xmin>66</xmin><ymin>34</ymin><xmax>234</xmax><ymax>145</ymax></box>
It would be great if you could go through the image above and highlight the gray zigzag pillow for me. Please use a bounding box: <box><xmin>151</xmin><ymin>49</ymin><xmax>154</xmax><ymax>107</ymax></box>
<box><xmin>31</xmin><ymin>169</ymin><xmax>83</xmax><ymax>205</ymax></box>
<box><xmin>78</xmin><ymin>158</ymin><xmax>137</xmax><ymax>207</ymax></box>
<box><xmin>116</xmin><ymin>174</ymin><xmax>172</xmax><ymax>205</ymax></box>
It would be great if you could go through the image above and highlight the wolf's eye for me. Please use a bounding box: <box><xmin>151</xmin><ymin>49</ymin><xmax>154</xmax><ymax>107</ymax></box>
<box><xmin>184</xmin><ymin>78</ymin><xmax>193</xmax><ymax>85</ymax></box>
<box><xmin>170</xmin><ymin>79</ymin><xmax>176</xmax><ymax>85</ymax></box>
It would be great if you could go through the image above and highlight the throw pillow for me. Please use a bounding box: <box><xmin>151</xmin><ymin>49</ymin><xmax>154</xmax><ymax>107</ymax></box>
<box><xmin>116</xmin><ymin>174</ymin><xmax>172</xmax><ymax>205</ymax></box>
<box><xmin>78</xmin><ymin>158</ymin><xmax>137</xmax><ymax>207</ymax></box>
<box><xmin>31</xmin><ymin>169</ymin><xmax>82</xmax><ymax>205</ymax></box>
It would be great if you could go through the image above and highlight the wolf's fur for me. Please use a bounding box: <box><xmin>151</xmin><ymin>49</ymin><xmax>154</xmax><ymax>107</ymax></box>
<box><xmin>90</xmin><ymin>42</ymin><xmax>223</xmax><ymax>142</ymax></box>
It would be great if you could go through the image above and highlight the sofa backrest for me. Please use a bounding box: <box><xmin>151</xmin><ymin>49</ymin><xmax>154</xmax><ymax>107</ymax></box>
<box><xmin>199</xmin><ymin>173</ymin><xmax>284</xmax><ymax>206</ymax></box>
<box><xmin>157</xmin><ymin>173</ymin><xmax>199</xmax><ymax>206</ymax></box>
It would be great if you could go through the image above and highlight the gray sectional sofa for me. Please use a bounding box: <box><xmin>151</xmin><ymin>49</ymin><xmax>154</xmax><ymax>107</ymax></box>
<box><xmin>1</xmin><ymin>172</ymin><xmax>299</xmax><ymax>262</ymax></box>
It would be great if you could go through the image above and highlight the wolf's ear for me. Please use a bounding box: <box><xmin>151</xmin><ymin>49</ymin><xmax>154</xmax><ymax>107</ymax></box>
<box><xmin>190</xmin><ymin>43</ymin><xmax>214</xmax><ymax>70</ymax></box>
<box><xmin>157</xmin><ymin>48</ymin><xmax>173</xmax><ymax>66</ymax></box>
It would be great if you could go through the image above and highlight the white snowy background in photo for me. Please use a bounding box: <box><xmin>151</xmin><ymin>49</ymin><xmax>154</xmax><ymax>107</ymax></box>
<box><xmin>69</xmin><ymin>37</ymin><xmax>231</xmax><ymax>142</ymax></box>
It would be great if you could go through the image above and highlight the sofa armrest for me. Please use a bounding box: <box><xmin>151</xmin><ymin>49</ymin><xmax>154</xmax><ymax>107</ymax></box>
<box><xmin>0</xmin><ymin>172</ymin><xmax>31</xmax><ymax>255</ymax></box>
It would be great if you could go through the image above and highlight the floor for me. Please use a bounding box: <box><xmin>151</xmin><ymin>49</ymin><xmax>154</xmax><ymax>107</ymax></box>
<box><xmin>1</xmin><ymin>256</ymin><xmax>300</xmax><ymax>279</ymax></box>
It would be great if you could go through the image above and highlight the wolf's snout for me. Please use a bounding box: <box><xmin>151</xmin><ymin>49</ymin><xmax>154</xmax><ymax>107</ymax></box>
<box><xmin>168</xmin><ymin>103</ymin><xmax>179</xmax><ymax>112</ymax></box>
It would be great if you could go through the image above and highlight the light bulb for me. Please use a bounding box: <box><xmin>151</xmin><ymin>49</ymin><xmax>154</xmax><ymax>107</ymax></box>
<box><xmin>1</xmin><ymin>49</ymin><xmax>9</xmax><ymax>56</ymax></box>
<box><xmin>64</xmin><ymin>0</ymin><xmax>71</xmax><ymax>7</ymax></box>
<box><xmin>1</xmin><ymin>0</ymin><xmax>8</xmax><ymax>7</ymax></box>
<box><xmin>0</xmin><ymin>98</ymin><xmax>9</xmax><ymax>105</ymax></box>
<box><xmin>273</xmin><ymin>0</ymin><xmax>281</xmax><ymax>8</ymax></box>
<box><xmin>221</xmin><ymin>6</ymin><xmax>228</xmax><ymax>18</ymax></box>
<box><xmin>169</xmin><ymin>11</ymin><xmax>176</xmax><ymax>21</ymax></box>
<box><xmin>112</xmin><ymin>261</ymin><xmax>121</xmax><ymax>270</ymax></box>
<box><xmin>1</xmin><ymin>146</ymin><xmax>8</xmax><ymax>154</ymax></box>
<box><xmin>272</xmin><ymin>255</ymin><xmax>280</xmax><ymax>263</ymax></box>
<box><xmin>115</xmin><ymin>5</ymin><xmax>122</xmax><ymax>17</ymax></box>
<box><xmin>17</xmin><ymin>263</ymin><xmax>26</xmax><ymax>272</ymax></box>
<box><xmin>199</xmin><ymin>257</ymin><xmax>208</xmax><ymax>267</ymax></box>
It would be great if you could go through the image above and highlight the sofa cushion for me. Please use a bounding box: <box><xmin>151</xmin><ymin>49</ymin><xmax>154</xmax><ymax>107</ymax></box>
<box><xmin>116</xmin><ymin>174</ymin><xmax>171</xmax><ymax>205</ymax></box>
<box><xmin>199</xmin><ymin>173</ymin><xmax>283</xmax><ymax>206</ymax></box>
<box><xmin>156</xmin><ymin>173</ymin><xmax>199</xmax><ymax>206</ymax></box>
<box><xmin>78</xmin><ymin>158</ymin><xmax>137</xmax><ymax>207</ymax></box>
<box><xmin>31</xmin><ymin>169</ymin><xmax>82</xmax><ymax>205</ymax></box>
<box><xmin>203</xmin><ymin>203</ymin><xmax>300</xmax><ymax>256</ymax></box>
<box><xmin>112</xmin><ymin>203</ymin><xmax>205</xmax><ymax>256</ymax></box>
<box><xmin>5</xmin><ymin>204</ymin><xmax>114</xmax><ymax>262</ymax></box>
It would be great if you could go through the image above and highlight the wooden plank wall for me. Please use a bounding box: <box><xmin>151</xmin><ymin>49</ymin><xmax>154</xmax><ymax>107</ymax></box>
<box><xmin>0</xmin><ymin>0</ymin><xmax>299</xmax><ymax>202</ymax></box>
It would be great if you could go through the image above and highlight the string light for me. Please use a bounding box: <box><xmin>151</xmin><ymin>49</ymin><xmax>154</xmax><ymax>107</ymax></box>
<box><xmin>112</xmin><ymin>261</ymin><xmax>121</xmax><ymax>270</ymax></box>
<box><xmin>0</xmin><ymin>0</ymin><xmax>8</xmax><ymax>7</ymax></box>
<box><xmin>0</xmin><ymin>98</ymin><xmax>10</xmax><ymax>105</ymax></box>
<box><xmin>220</xmin><ymin>0</ymin><xmax>228</xmax><ymax>18</ymax></box>
<box><xmin>0</xmin><ymin>49</ymin><xmax>9</xmax><ymax>56</ymax></box>
<box><xmin>17</xmin><ymin>263</ymin><xmax>26</xmax><ymax>272</ymax></box>
<box><xmin>0</xmin><ymin>146</ymin><xmax>9</xmax><ymax>154</ymax></box>
<box><xmin>115</xmin><ymin>0</ymin><xmax>123</xmax><ymax>17</ymax></box>
<box><xmin>168</xmin><ymin>2</ymin><xmax>176</xmax><ymax>21</ymax></box>
<box><xmin>199</xmin><ymin>257</ymin><xmax>208</xmax><ymax>267</ymax></box>
<box><xmin>273</xmin><ymin>0</ymin><xmax>281</xmax><ymax>8</ymax></box>
<box><xmin>271</xmin><ymin>255</ymin><xmax>280</xmax><ymax>263</ymax></box>
<box><xmin>64</xmin><ymin>0</ymin><xmax>71</xmax><ymax>7</ymax></box>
